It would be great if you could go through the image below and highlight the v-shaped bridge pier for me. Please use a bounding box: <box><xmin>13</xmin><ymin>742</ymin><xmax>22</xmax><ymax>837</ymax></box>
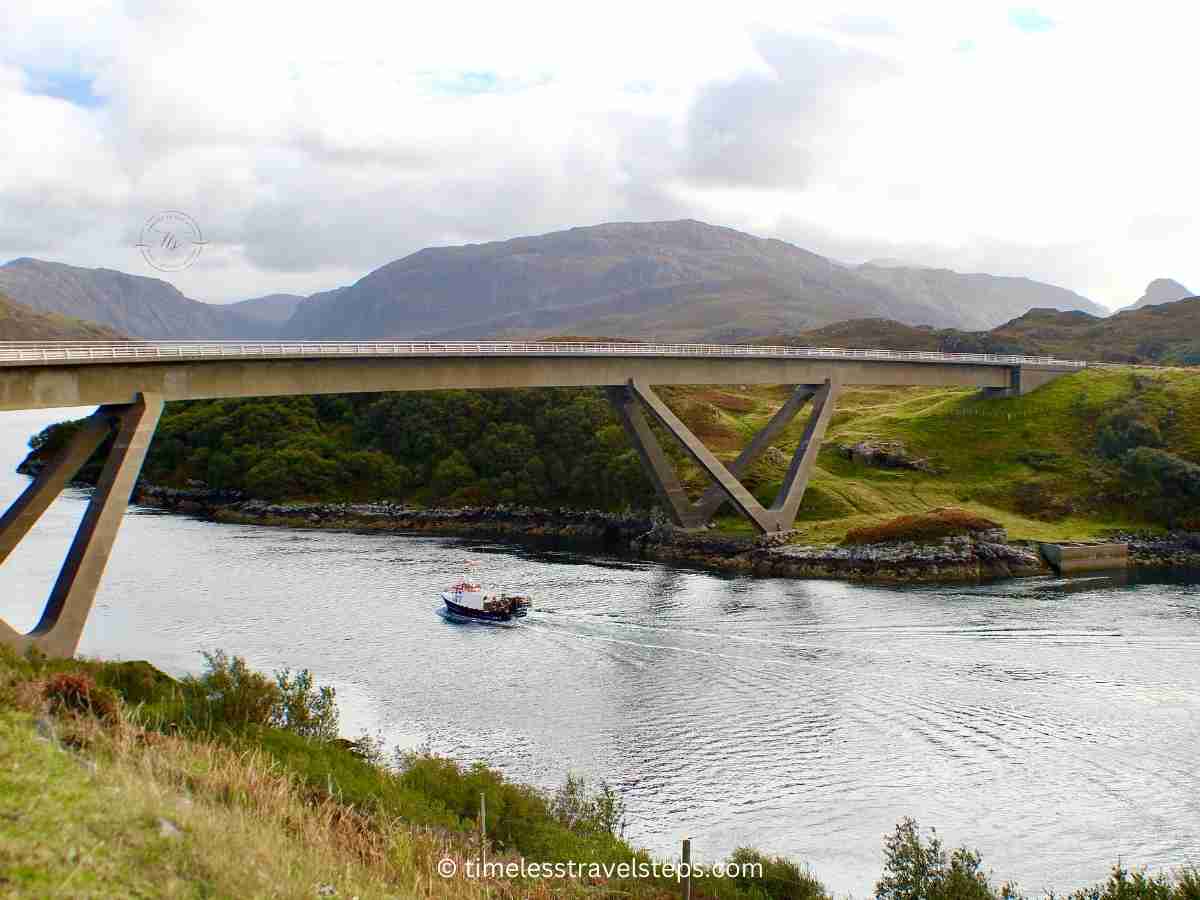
<box><xmin>0</xmin><ymin>393</ymin><xmax>162</xmax><ymax>658</ymax></box>
<box><xmin>606</xmin><ymin>378</ymin><xmax>840</xmax><ymax>534</ymax></box>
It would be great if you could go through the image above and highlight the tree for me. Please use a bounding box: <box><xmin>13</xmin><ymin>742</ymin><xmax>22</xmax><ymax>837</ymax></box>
<box><xmin>875</xmin><ymin>818</ymin><xmax>996</xmax><ymax>900</ymax></box>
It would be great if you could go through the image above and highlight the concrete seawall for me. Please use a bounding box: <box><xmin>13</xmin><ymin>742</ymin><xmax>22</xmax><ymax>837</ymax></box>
<box><xmin>1038</xmin><ymin>541</ymin><xmax>1129</xmax><ymax>574</ymax></box>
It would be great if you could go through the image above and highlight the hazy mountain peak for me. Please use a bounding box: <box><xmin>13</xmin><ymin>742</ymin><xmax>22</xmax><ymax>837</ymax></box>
<box><xmin>0</xmin><ymin>257</ymin><xmax>270</xmax><ymax>339</ymax></box>
<box><xmin>1125</xmin><ymin>277</ymin><xmax>1193</xmax><ymax>310</ymax></box>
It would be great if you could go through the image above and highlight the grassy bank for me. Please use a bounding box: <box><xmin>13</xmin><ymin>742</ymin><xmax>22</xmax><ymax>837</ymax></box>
<box><xmin>681</xmin><ymin>366</ymin><xmax>1200</xmax><ymax>542</ymax></box>
<box><xmin>3</xmin><ymin>647</ymin><xmax>1199</xmax><ymax>899</ymax></box>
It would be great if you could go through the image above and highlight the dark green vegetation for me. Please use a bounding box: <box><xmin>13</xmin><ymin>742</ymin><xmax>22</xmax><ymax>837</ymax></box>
<box><xmin>4</xmin><ymin>647</ymin><xmax>1198</xmax><ymax>899</ymax></box>
<box><xmin>0</xmin><ymin>289</ymin><xmax>126</xmax><ymax>341</ymax></box>
<box><xmin>762</xmin><ymin>297</ymin><xmax>1200</xmax><ymax>366</ymax></box>
<box><xmin>21</xmin><ymin>367</ymin><xmax>1200</xmax><ymax>542</ymax></box>
<box><xmin>25</xmin><ymin>389</ymin><xmax>659</xmax><ymax>508</ymax></box>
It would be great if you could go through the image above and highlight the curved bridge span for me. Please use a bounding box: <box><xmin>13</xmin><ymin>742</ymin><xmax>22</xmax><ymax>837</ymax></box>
<box><xmin>0</xmin><ymin>341</ymin><xmax>1086</xmax><ymax>657</ymax></box>
<box><xmin>0</xmin><ymin>340</ymin><xmax>1083</xmax><ymax>411</ymax></box>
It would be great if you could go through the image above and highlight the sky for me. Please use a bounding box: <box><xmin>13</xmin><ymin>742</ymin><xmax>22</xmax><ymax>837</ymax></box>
<box><xmin>1</xmin><ymin>0</ymin><xmax>1196</xmax><ymax>309</ymax></box>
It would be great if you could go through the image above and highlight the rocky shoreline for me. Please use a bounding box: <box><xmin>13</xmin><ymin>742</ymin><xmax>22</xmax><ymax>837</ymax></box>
<box><xmin>128</xmin><ymin>482</ymin><xmax>1199</xmax><ymax>584</ymax></box>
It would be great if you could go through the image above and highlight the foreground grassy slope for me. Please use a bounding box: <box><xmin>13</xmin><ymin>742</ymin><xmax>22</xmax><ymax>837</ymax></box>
<box><xmin>6</xmin><ymin>650</ymin><xmax>1200</xmax><ymax>899</ymax></box>
<box><xmin>0</xmin><ymin>649</ymin><xmax>822</xmax><ymax>900</ymax></box>
<box><xmin>667</xmin><ymin>367</ymin><xmax>1200</xmax><ymax>541</ymax></box>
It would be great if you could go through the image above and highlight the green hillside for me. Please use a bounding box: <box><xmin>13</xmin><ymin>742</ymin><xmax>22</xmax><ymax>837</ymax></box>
<box><xmin>757</xmin><ymin>298</ymin><xmax>1200</xmax><ymax>365</ymax></box>
<box><xmin>661</xmin><ymin>366</ymin><xmax>1200</xmax><ymax>540</ymax></box>
<box><xmin>0</xmin><ymin>290</ymin><xmax>126</xmax><ymax>341</ymax></box>
<box><xmin>22</xmin><ymin>367</ymin><xmax>1200</xmax><ymax>542</ymax></box>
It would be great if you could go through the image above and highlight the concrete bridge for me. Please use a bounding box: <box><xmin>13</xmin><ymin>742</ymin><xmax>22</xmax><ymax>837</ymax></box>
<box><xmin>0</xmin><ymin>340</ymin><xmax>1085</xmax><ymax>657</ymax></box>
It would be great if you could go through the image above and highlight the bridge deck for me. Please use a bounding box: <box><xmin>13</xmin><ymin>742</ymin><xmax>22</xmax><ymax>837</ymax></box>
<box><xmin>0</xmin><ymin>341</ymin><xmax>1087</xmax><ymax>412</ymax></box>
<box><xmin>0</xmin><ymin>340</ymin><xmax>1085</xmax><ymax>369</ymax></box>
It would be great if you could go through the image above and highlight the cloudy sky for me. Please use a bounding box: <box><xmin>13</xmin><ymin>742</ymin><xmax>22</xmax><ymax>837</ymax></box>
<box><xmin>1</xmin><ymin>0</ymin><xmax>1195</xmax><ymax>308</ymax></box>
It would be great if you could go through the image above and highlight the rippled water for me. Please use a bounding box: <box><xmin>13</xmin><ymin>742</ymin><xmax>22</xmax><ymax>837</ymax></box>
<box><xmin>2</xmin><ymin>408</ymin><xmax>1198</xmax><ymax>896</ymax></box>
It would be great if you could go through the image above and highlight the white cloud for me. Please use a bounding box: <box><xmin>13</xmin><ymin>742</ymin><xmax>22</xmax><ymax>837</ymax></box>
<box><xmin>0</xmin><ymin>0</ymin><xmax>1197</xmax><ymax>307</ymax></box>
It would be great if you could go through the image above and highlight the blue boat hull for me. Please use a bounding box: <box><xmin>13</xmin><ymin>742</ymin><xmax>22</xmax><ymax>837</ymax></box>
<box><xmin>443</xmin><ymin>597</ymin><xmax>529</xmax><ymax>622</ymax></box>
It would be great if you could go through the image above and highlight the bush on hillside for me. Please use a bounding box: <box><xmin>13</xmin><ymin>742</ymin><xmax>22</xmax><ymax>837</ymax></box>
<box><xmin>273</xmin><ymin>667</ymin><xmax>339</xmax><ymax>740</ymax></box>
<box><xmin>1122</xmin><ymin>448</ymin><xmax>1200</xmax><ymax>529</ymax></box>
<box><xmin>551</xmin><ymin>772</ymin><xmax>626</xmax><ymax>836</ymax></box>
<box><xmin>43</xmin><ymin>672</ymin><xmax>119</xmax><ymax>721</ymax></box>
<box><xmin>1097</xmin><ymin>402</ymin><xmax>1164</xmax><ymax>460</ymax></box>
<box><xmin>843</xmin><ymin>508</ymin><xmax>1001</xmax><ymax>546</ymax></box>
<box><xmin>184</xmin><ymin>650</ymin><xmax>281</xmax><ymax>730</ymax></box>
<box><xmin>728</xmin><ymin>847</ymin><xmax>828</xmax><ymax>900</ymax></box>
<box><xmin>874</xmin><ymin>818</ymin><xmax>997</xmax><ymax>900</ymax></box>
<box><xmin>175</xmin><ymin>651</ymin><xmax>339</xmax><ymax>740</ymax></box>
<box><xmin>1012</xmin><ymin>480</ymin><xmax>1074</xmax><ymax>520</ymax></box>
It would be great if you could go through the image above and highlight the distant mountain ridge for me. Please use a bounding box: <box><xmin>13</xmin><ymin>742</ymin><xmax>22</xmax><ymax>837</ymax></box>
<box><xmin>225</xmin><ymin>294</ymin><xmax>305</xmax><ymax>326</ymax></box>
<box><xmin>3</xmin><ymin>220</ymin><xmax>1120</xmax><ymax>342</ymax></box>
<box><xmin>1121</xmin><ymin>278</ymin><xmax>1192</xmax><ymax>311</ymax></box>
<box><xmin>0</xmin><ymin>259</ymin><xmax>273</xmax><ymax>340</ymax></box>
<box><xmin>855</xmin><ymin>262</ymin><xmax>1108</xmax><ymax>331</ymax></box>
<box><xmin>0</xmin><ymin>290</ymin><xmax>127</xmax><ymax>341</ymax></box>
<box><xmin>758</xmin><ymin>297</ymin><xmax>1200</xmax><ymax>366</ymax></box>
<box><xmin>283</xmin><ymin>220</ymin><xmax>1106</xmax><ymax>341</ymax></box>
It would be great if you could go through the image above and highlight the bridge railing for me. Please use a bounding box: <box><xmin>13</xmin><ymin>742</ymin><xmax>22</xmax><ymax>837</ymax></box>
<box><xmin>0</xmin><ymin>340</ymin><xmax>1088</xmax><ymax>369</ymax></box>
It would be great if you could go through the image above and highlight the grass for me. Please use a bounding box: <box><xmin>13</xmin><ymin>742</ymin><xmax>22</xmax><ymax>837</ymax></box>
<box><xmin>4</xmin><ymin>647</ymin><xmax>1200</xmax><ymax>899</ymax></box>
<box><xmin>0</xmin><ymin>647</ymin><xmax>828</xmax><ymax>900</ymax></box>
<box><xmin>659</xmin><ymin>367</ymin><xmax>1200</xmax><ymax>543</ymax></box>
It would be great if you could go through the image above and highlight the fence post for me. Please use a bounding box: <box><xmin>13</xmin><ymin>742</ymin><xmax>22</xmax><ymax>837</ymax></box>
<box><xmin>479</xmin><ymin>791</ymin><xmax>486</xmax><ymax>877</ymax></box>
<box><xmin>682</xmin><ymin>837</ymin><xmax>692</xmax><ymax>900</ymax></box>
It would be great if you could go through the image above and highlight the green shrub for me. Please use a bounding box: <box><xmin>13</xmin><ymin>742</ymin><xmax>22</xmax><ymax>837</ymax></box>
<box><xmin>728</xmin><ymin>847</ymin><xmax>828</xmax><ymax>900</ymax></box>
<box><xmin>1122</xmin><ymin>448</ymin><xmax>1200</xmax><ymax>528</ymax></box>
<box><xmin>272</xmin><ymin>667</ymin><xmax>338</xmax><ymax>740</ymax></box>
<box><xmin>1096</xmin><ymin>399</ymin><xmax>1165</xmax><ymax>461</ymax></box>
<box><xmin>550</xmin><ymin>773</ymin><xmax>626</xmax><ymax>837</ymax></box>
<box><xmin>182</xmin><ymin>650</ymin><xmax>281</xmax><ymax>731</ymax></box>
<box><xmin>874</xmin><ymin>818</ymin><xmax>997</xmax><ymax>900</ymax></box>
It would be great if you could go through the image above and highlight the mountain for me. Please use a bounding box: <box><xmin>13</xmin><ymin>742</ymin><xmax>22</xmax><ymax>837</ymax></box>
<box><xmin>756</xmin><ymin>298</ymin><xmax>1200</xmax><ymax>366</ymax></box>
<box><xmin>854</xmin><ymin>263</ymin><xmax>1109</xmax><ymax>331</ymax></box>
<box><xmin>1122</xmin><ymin>278</ymin><xmax>1193</xmax><ymax>311</ymax></box>
<box><xmin>2</xmin><ymin>221</ymin><xmax>1116</xmax><ymax>343</ymax></box>
<box><xmin>224</xmin><ymin>293</ymin><xmax>305</xmax><ymax>326</ymax></box>
<box><xmin>0</xmin><ymin>258</ymin><xmax>269</xmax><ymax>340</ymax></box>
<box><xmin>0</xmin><ymin>290</ymin><xmax>127</xmax><ymax>340</ymax></box>
<box><xmin>282</xmin><ymin>220</ymin><xmax>1105</xmax><ymax>342</ymax></box>
<box><xmin>985</xmin><ymin>300</ymin><xmax>1200</xmax><ymax>363</ymax></box>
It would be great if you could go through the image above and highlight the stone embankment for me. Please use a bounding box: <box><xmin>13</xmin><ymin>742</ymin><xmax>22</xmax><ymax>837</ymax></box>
<box><xmin>134</xmin><ymin>484</ymin><xmax>1076</xmax><ymax>583</ymax></box>
<box><xmin>1109</xmin><ymin>531</ymin><xmax>1200</xmax><ymax>569</ymax></box>
<box><xmin>632</xmin><ymin>524</ymin><xmax>1050</xmax><ymax>582</ymax></box>
<box><xmin>135</xmin><ymin>484</ymin><xmax>653</xmax><ymax>543</ymax></box>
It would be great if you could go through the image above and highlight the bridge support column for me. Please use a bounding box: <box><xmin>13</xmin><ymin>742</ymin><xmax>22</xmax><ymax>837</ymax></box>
<box><xmin>609</xmin><ymin>379</ymin><xmax>839</xmax><ymax>534</ymax></box>
<box><xmin>606</xmin><ymin>386</ymin><xmax>703</xmax><ymax>528</ymax></box>
<box><xmin>0</xmin><ymin>392</ymin><xmax>162</xmax><ymax>659</ymax></box>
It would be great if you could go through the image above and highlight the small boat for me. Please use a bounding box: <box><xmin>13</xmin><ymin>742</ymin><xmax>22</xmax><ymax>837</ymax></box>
<box><xmin>441</xmin><ymin>575</ymin><xmax>531</xmax><ymax>622</ymax></box>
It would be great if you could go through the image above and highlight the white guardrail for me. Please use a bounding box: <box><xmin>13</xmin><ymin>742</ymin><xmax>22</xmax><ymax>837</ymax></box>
<box><xmin>0</xmin><ymin>341</ymin><xmax>1088</xmax><ymax>369</ymax></box>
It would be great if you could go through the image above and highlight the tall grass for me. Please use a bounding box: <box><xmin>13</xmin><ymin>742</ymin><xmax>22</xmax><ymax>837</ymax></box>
<box><xmin>4</xmin><ymin>646</ymin><xmax>1198</xmax><ymax>900</ymax></box>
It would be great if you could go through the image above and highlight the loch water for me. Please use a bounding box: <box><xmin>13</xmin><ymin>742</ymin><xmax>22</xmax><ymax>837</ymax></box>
<box><xmin>2</xmin><ymin>407</ymin><xmax>1198</xmax><ymax>896</ymax></box>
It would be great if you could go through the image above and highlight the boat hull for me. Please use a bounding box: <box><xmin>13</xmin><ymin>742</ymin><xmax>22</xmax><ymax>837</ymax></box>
<box><xmin>442</xmin><ymin>596</ymin><xmax>529</xmax><ymax>622</ymax></box>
